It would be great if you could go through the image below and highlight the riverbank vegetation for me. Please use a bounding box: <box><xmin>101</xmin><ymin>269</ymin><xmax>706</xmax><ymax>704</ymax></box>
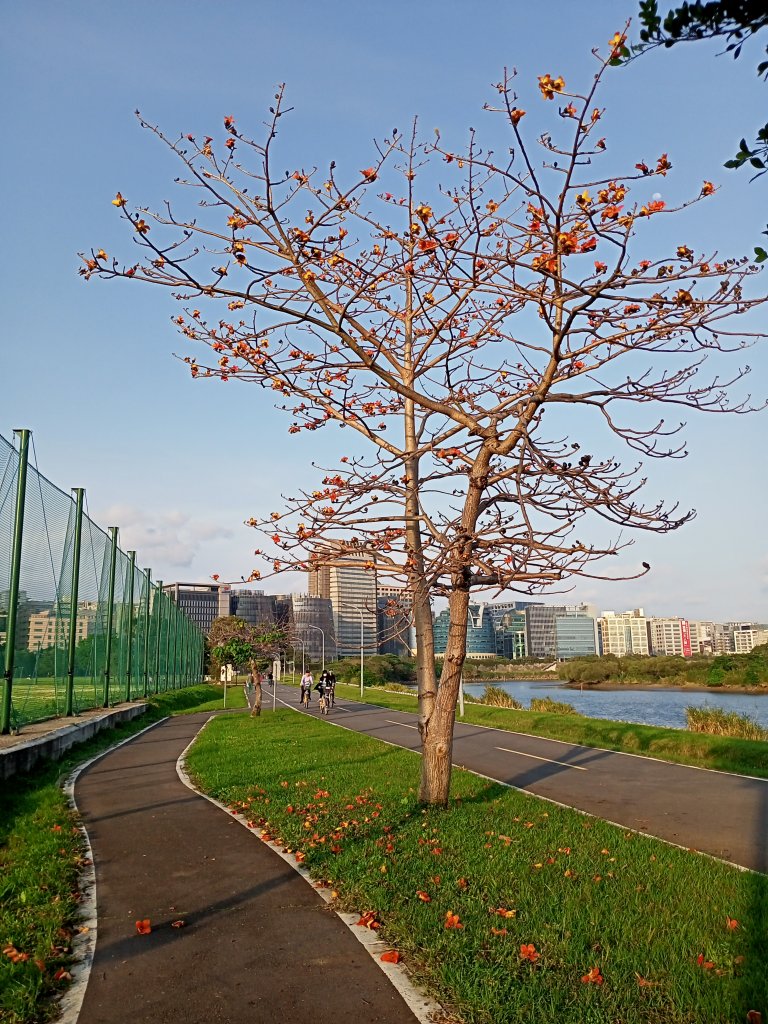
<box><xmin>186</xmin><ymin>712</ymin><xmax>768</xmax><ymax>1024</ymax></box>
<box><xmin>686</xmin><ymin>707</ymin><xmax>768</xmax><ymax>742</ymax></box>
<box><xmin>559</xmin><ymin>648</ymin><xmax>768</xmax><ymax>690</ymax></box>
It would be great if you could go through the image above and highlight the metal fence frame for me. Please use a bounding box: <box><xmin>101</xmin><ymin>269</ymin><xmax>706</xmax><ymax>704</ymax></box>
<box><xmin>0</xmin><ymin>429</ymin><xmax>205</xmax><ymax>733</ymax></box>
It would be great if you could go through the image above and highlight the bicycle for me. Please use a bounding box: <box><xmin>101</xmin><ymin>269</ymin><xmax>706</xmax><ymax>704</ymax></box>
<box><xmin>301</xmin><ymin>687</ymin><xmax>310</xmax><ymax>708</ymax></box>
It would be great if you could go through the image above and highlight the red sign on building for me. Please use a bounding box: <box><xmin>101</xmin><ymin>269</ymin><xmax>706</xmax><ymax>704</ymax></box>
<box><xmin>680</xmin><ymin>619</ymin><xmax>692</xmax><ymax>658</ymax></box>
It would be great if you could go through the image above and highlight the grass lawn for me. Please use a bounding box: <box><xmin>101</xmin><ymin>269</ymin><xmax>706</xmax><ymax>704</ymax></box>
<box><xmin>330</xmin><ymin>683</ymin><xmax>768</xmax><ymax>778</ymax></box>
<box><xmin>0</xmin><ymin>684</ymin><xmax>238</xmax><ymax>1024</ymax></box>
<box><xmin>186</xmin><ymin>711</ymin><xmax>768</xmax><ymax>1024</ymax></box>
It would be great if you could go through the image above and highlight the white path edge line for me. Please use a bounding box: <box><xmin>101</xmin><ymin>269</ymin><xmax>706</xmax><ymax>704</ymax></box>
<box><xmin>57</xmin><ymin>715</ymin><xmax>171</xmax><ymax>1024</ymax></box>
<box><xmin>494</xmin><ymin>746</ymin><xmax>588</xmax><ymax>770</ymax></box>
<box><xmin>386</xmin><ymin>720</ymin><xmax>419</xmax><ymax>730</ymax></box>
<box><xmin>175</xmin><ymin>716</ymin><xmax>443</xmax><ymax>1024</ymax></box>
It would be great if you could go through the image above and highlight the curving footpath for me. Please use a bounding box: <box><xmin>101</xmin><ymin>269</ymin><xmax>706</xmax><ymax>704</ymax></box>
<box><xmin>73</xmin><ymin>713</ymin><xmax>422</xmax><ymax>1024</ymax></box>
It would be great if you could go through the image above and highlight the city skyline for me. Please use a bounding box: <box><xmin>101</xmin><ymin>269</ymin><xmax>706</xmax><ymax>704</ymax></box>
<box><xmin>2</xmin><ymin>2</ymin><xmax>765</xmax><ymax>622</ymax></box>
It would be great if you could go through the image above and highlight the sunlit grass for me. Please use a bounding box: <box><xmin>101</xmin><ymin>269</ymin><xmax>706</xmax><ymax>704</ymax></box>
<box><xmin>186</xmin><ymin>712</ymin><xmax>768</xmax><ymax>1024</ymax></box>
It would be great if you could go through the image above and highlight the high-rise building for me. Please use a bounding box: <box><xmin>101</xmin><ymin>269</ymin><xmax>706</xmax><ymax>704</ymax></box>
<box><xmin>376</xmin><ymin>586</ymin><xmax>414</xmax><ymax>658</ymax></box>
<box><xmin>291</xmin><ymin>593</ymin><xmax>336</xmax><ymax>663</ymax></box>
<box><xmin>308</xmin><ymin>548</ymin><xmax>377</xmax><ymax>656</ymax></box>
<box><xmin>598</xmin><ymin>609</ymin><xmax>649</xmax><ymax>657</ymax></box>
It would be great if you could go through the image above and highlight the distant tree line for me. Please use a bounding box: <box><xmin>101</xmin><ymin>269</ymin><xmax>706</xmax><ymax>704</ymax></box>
<box><xmin>559</xmin><ymin>646</ymin><xmax>768</xmax><ymax>687</ymax></box>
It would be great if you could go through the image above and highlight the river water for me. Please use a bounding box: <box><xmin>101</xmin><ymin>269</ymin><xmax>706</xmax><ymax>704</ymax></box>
<box><xmin>461</xmin><ymin>679</ymin><xmax>768</xmax><ymax>731</ymax></box>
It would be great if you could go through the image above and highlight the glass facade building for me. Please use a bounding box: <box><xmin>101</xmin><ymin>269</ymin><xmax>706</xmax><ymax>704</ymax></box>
<box><xmin>555</xmin><ymin>611</ymin><xmax>598</xmax><ymax>660</ymax></box>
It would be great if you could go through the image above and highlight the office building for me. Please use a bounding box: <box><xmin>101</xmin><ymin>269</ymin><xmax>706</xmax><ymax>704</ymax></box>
<box><xmin>164</xmin><ymin>583</ymin><xmax>232</xmax><ymax>635</ymax></box>
<box><xmin>231</xmin><ymin>589</ymin><xmax>277</xmax><ymax>626</ymax></box>
<box><xmin>433</xmin><ymin>603</ymin><xmax>497</xmax><ymax>659</ymax></box>
<box><xmin>525</xmin><ymin>605</ymin><xmax>566</xmax><ymax>660</ymax></box>
<box><xmin>555</xmin><ymin>609</ymin><xmax>599</xmax><ymax>660</ymax></box>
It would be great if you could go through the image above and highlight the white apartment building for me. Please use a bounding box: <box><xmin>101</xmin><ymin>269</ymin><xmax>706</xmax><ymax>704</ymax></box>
<box><xmin>732</xmin><ymin>626</ymin><xmax>768</xmax><ymax>654</ymax></box>
<box><xmin>647</xmin><ymin>617</ymin><xmax>692</xmax><ymax>657</ymax></box>
<box><xmin>27</xmin><ymin>604</ymin><xmax>98</xmax><ymax>650</ymax></box>
<box><xmin>598</xmin><ymin>609</ymin><xmax>649</xmax><ymax>656</ymax></box>
<box><xmin>688</xmin><ymin>621</ymin><xmax>716</xmax><ymax>655</ymax></box>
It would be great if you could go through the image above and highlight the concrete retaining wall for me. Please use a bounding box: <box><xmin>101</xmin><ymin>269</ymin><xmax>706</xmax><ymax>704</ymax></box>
<box><xmin>0</xmin><ymin>704</ymin><xmax>149</xmax><ymax>780</ymax></box>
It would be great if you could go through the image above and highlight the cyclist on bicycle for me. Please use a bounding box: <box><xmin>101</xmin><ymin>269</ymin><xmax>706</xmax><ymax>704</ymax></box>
<box><xmin>300</xmin><ymin>670</ymin><xmax>313</xmax><ymax>705</ymax></box>
<box><xmin>315</xmin><ymin>673</ymin><xmax>330</xmax><ymax>712</ymax></box>
<box><xmin>324</xmin><ymin>670</ymin><xmax>336</xmax><ymax>707</ymax></box>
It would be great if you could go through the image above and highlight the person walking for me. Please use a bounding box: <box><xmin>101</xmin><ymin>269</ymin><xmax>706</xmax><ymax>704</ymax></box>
<box><xmin>244</xmin><ymin>671</ymin><xmax>260</xmax><ymax>717</ymax></box>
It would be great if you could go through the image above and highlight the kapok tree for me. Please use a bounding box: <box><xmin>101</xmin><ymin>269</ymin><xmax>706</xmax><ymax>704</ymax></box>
<box><xmin>82</xmin><ymin>33</ymin><xmax>765</xmax><ymax>805</ymax></box>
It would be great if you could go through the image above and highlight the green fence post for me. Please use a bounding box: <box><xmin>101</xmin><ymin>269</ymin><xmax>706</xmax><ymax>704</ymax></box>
<box><xmin>65</xmin><ymin>488</ymin><xmax>85</xmax><ymax>718</ymax></box>
<box><xmin>142</xmin><ymin>569</ymin><xmax>152</xmax><ymax>698</ymax></box>
<box><xmin>153</xmin><ymin>581</ymin><xmax>163</xmax><ymax>694</ymax></box>
<box><xmin>102</xmin><ymin>526</ymin><xmax>119</xmax><ymax>708</ymax></box>
<box><xmin>164</xmin><ymin>590</ymin><xmax>172</xmax><ymax>691</ymax></box>
<box><xmin>171</xmin><ymin>604</ymin><xmax>179</xmax><ymax>689</ymax></box>
<box><xmin>1</xmin><ymin>429</ymin><xmax>30</xmax><ymax>735</ymax></box>
<box><xmin>124</xmin><ymin>551</ymin><xmax>136</xmax><ymax>702</ymax></box>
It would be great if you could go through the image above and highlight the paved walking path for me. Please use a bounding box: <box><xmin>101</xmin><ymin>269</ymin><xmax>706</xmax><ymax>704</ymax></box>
<box><xmin>74</xmin><ymin>713</ymin><xmax>422</xmax><ymax>1024</ymax></box>
<box><xmin>278</xmin><ymin>685</ymin><xmax>768</xmax><ymax>873</ymax></box>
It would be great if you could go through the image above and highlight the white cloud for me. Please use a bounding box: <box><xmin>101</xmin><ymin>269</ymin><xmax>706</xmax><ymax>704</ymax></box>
<box><xmin>95</xmin><ymin>504</ymin><xmax>233</xmax><ymax>572</ymax></box>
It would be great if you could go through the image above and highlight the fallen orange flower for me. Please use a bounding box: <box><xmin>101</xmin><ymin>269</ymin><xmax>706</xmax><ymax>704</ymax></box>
<box><xmin>380</xmin><ymin>950</ymin><xmax>401</xmax><ymax>964</ymax></box>
<box><xmin>520</xmin><ymin>943</ymin><xmax>539</xmax><ymax>963</ymax></box>
<box><xmin>581</xmin><ymin>966</ymin><xmax>604</xmax><ymax>985</ymax></box>
<box><xmin>494</xmin><ymin>907</ymin><xmax>517</xmax><ymax>918</ymax></box>
<box><xmin>416</xmin><ymin>891</ymin><xmax>431</xmax><ymax>902</ymax></box>
<box><xmin>355</xmin><ymin>911</ymin><xmax>381</xmax><ymax>930</ymax></box>
<box><xmin>726</xmin><ymin>917</ymin><xmax>739</xmax><ymax>931</ymax></box>
<box><xmin>444</xmin><ymin>911</ymin><xmax>463</xmax><ymax>930</ymax></box>
<box><xmin>135</xmin><ymin>919</ymin><xmax>152</xmax><ymax>935</ymax></box>
<box><xmin>490</xmin><ymin>927</ymin><xmax>508</xmax><ymax>936</ymax></box>
<box><xmin>697</xmin><ymin>953</ymin><xmax>714</xmax><ymax>970</ymax></box>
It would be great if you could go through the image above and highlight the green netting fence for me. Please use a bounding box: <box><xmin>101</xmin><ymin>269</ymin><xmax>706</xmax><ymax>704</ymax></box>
<box><xmin>0</xmin><ymin>429</ymin><xmax>205</xmax><ymax>732</ymax></box>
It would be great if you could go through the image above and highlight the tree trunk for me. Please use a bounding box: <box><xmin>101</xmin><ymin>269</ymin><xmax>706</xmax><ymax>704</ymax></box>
<box><xmin>418</xmin><ymin>586</ymin><xmax>470</xmax><ymax>805</ymax></box>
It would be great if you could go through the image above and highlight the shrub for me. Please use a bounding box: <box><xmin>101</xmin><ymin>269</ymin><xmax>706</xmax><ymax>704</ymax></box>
<box><xmin>686</xmin><ymin>706</ymin><xmax>768</xmax><ymax>741</ymax></box>
<box><xmin>529</xmin><ymin>696</ymin><xmax>580</xmax><ymax>715</ymax></box>
<box><xmin>480</xmin><ymin>685</ymin><xmax>522</xmax><ymax>708</ymax></box>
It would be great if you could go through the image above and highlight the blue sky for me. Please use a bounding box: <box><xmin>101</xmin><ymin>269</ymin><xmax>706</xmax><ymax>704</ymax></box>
<box><xmin>2</xmin><ymin>1</ymin><xmax>765</xmax><ymax>621</ymax></box>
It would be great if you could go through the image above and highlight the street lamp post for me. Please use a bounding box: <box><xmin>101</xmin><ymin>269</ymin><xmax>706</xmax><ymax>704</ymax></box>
<box><xmin>303</xmin><ymin>624</ymin><xmax>325</xmax><ymax>673</ymax></box>
<box><xmin>358</xmin><ymin>609</ymin><xmax>365</xmax><ymax>698</ymax></box>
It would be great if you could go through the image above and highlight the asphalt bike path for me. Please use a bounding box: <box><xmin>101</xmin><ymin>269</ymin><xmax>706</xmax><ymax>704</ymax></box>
<box><xmin>284</xmin><ymin>685</ymin><xmax>768</xmax><ymax>873</ymax></box>
<box><xmin>74</xmin><ymin>712</ymin><xmax>422</xmax><ymax>1024</ymax></box>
